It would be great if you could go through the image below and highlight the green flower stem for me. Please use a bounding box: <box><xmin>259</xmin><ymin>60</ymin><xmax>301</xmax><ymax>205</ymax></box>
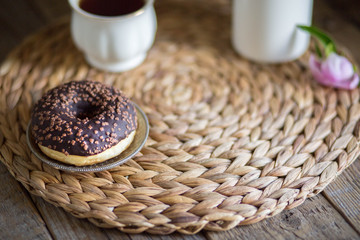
<box><xmin>297</xmin><ymin>25</ymin><xmax>336</xmax><ymax>57</ymax></box>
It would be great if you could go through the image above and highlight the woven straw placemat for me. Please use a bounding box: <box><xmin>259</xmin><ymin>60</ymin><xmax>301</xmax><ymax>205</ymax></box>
<box><xmin>1</xmin><ymin>0</ymin><xmax>360</xmax><ymax>235</ymax></box>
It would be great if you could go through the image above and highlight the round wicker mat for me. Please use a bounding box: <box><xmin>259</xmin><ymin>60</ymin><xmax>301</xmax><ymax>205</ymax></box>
<box><xmin>1</xmin><ymin>0</ymin><xmax>360</xmax><ymax>235</ymax></box>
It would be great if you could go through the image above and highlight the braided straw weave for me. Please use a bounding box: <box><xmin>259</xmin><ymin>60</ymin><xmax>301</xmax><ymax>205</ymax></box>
<box><xmin>1</xmin><ymin>0</ymin><xmax>360</xmax><ymax>235</ymax></box>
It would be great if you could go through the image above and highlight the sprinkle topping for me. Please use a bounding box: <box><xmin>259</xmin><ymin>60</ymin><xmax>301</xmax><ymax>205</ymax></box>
<box><xmin>31</xmin><ymin>80</ymin><xmax>137</xmax><ymax>156</ymax></box>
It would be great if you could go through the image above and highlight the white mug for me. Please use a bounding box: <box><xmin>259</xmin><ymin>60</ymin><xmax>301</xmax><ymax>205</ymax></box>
<box><xmin>68</xmin><ymin>0</ymin><xmax>157</xmax><ymax>72</ymax></box>
<box><xmin>232</xmin><ymin>0</ymin><xmax>313</xmax><ymax>63</ymax></box>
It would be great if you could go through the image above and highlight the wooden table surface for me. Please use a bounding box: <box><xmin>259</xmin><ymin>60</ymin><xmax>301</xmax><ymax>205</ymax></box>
<box><xmin>1</xmin><ymin>0</ymin><xmax>360</xmax><ymax>239</ymax></box>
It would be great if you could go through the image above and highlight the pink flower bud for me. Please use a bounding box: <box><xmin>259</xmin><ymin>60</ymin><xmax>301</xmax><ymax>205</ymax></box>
<box><xmin>309</xmin><ymin>53</ymin><xmax>359</xmax><ymax>90</ymax></box>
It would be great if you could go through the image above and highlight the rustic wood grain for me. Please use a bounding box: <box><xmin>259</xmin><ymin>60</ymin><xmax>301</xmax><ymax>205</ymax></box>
<box><xmin>0</xmin><ymin>0</ymin><xmax>43</xmax><ymax>36</ymax></box>
<box><xmin>0</xmin><ymin>0</ymin><xmax>43</xmax><ymax>61</ymax></box>
<box><xmin>0</xmin><ymin>0</ymin><xmax>360</xmax><ymax>239</ymax></box>
<box><xmin>313</xmin><ymin>0</ymin><xmax>360</xmax><ymax>63</ymax></box>
<box><xmin>0</xmin><ymin>164</ymin><xmax>53</xmax><ymax>240</ymax></box>
<box><xmin>31</xmin><ymin>195</ymin><xmax>112</xmax><ymax>240</ymax></box>
<box><xmin>27</xmin><ymin>0</ymin><xmax>70</xmax><ymax>23</ymax></box>
<box><xmin>326</xmin><ymin>0</ymin><xmax>360</xmax><ymax>27</ymax></box>
<box><xmin>0</xmin><ymin>21</ymin><xmax>19</xmax><ymax>62</ymax></box>
<box><xmin>32</xmin><ymin>191</ymin><xmax>207</xmax><ymax>240</ymax></box>
<box><xmin>106</xmin><ymin>228</ymin><xmax>207</xmax><ymax>240</ymax></box>
<box><xmin>323</xmin><ymin>160</ymin><xmax>360</xmax><ymax>234</ymax></box>
<box><xmin>0</xmin><ymin>0</ymin><xmax>69</xmax><ymax>62</ymax></box>
<box><xmin>313</xmin><ymin>0</ymin><xmax>360</xmax><ymax>235</ymax></box>
<box><xmin>205</xmin><ymin>194</ymin><xmax>359</xmax><ymax>240</ymax></box>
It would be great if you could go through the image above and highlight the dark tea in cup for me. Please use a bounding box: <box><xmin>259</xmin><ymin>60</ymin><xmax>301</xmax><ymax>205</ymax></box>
<box><xmin>68</xmin><ymin>0</ymin><xmax>157</xmax><ymax>72</ymax></box>
<box><xmin>79</xmin><ymin>0</ymin><xmax>145</xmax><ymax>16</ymax></box>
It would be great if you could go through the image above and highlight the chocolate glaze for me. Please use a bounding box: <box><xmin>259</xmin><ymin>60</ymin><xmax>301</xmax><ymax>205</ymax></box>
<box><xmin>31</xmin><ymin>80</ymin><xmax>137</xmax><ymax>156</ymax></box>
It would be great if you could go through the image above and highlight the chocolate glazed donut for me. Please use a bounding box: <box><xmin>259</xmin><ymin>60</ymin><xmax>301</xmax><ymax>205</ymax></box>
<box><xmin>31</xmin><ymin>80</ymin><xmax>137</xmax><ymax>166</ymax></box>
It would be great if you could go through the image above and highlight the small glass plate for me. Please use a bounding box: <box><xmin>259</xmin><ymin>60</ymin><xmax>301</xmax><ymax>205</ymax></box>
<box><xmin>26</xmin><ymin>103</ymin><xmax>149</xmax><ymax>172</ymax></box>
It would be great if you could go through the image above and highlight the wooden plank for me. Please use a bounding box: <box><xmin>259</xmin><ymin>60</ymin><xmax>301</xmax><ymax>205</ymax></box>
<box><xmin>0</xmin><ymin>164</ymin><xmax>53</xmax><ymax>240</ymax></box>
<box><xmin>28</xmin><ymin>0</ymin><xmax>70</xmax><ymax>23</ymax></box>
<box><xmin>33</xmin><ymin>193</ymin><xmax>207</xmax><ymax>240</ymax></box>
<box><xmin>0</xmin><ymin>0</ymin><xmax>70</xmax><ymax>61</ymax></box>
<box><xmin>313</xmin><ymin>0</ymin><xmax>360</xmax><ymax>234</ymax></box>
<box><xmin>313</xmin><ymin>0</ymin><xmax>360</xmax><ymax>63</ymax></box>
<box><xmin>105</xmin><ymin>228</ymin><xmax>206</xmax><ymax>240</ymax></box>
<box><xmin>0</xmin><ymin>0</ymin><xmax>44</xmax><ymax>61</ymax></box>
<box><xmin>323</xmin><ymin>160</ymin><xmax>360</xmax><ymax>234</ymax></box>
<box><xmin>204</xmin><ymin>194</ymin><xmax>359</xmax><ymax>240</ymax></box>
<box><xmin>0</xmin><ymin>0</ymin><xmax>43</xmax><ymax>38</ymax></box>
<box><xmin>326</xmin><ymin>0</ymin><xmax>360</xmax><ymax>27</ymax></box>
<box><xmin>0</xmin><ymin>24</ymin><xmax>20</xmax><ymax>62</ymax></box>
<box><xmin>0</xmin><ymin>1</ymin><xmax>359</xmax><ymax>239</ymax></box>
<box><xmin>31</xmin><ymin>195</ymin><xmax>113</xmax><ymax>240</ymax></box>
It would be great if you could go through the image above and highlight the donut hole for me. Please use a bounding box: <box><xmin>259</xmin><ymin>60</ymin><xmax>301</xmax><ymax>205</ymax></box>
<box><xmin>75</xmin><ymin>102</ymin><xmax>103</xmax><ymax>120</ymax></box>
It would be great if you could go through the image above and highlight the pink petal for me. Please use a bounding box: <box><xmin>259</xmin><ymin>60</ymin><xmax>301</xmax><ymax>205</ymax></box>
<box><xmin>332</xmin><ymin>73</ymin><xmax>359</xmax><ymax>90</ymax></box>
<box><xmin>321</xmin><ymin>53</ymin><xmax>354</xmax><ymax>82</ymax></box>
<box><xmin>309</xmin><ymin>55</ymin><xmax>325</xmax><ymax>83</ymax></box>
<box><xmin>308</xmin><ymin>54</ymin><xmax>359</xmax><ymax>90</ymax></box>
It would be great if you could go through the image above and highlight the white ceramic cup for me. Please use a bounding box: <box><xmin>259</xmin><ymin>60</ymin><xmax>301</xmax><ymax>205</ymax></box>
<box><xmin>232</xmin><ymin>0</ymin><xmax>313</xmax><ymax>63</ymax></box>
<box><xmin>68</xmin><ymin>0</ymin><xmax>157</xmax><ymax>72</ymax></box>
